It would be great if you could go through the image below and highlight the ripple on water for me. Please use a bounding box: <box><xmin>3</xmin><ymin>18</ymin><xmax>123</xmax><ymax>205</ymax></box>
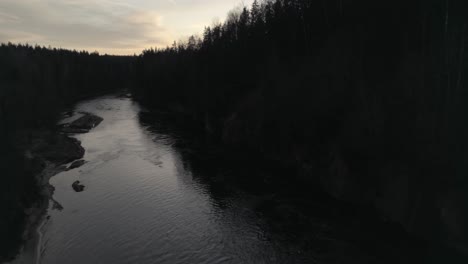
<box><xmin>14</xmin><ymin>95</ymin><xmax>319</xmax><ymax>264</ymax></box>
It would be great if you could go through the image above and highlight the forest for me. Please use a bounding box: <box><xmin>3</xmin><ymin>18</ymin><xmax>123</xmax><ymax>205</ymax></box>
<box><xmin>135</xmin><ymin>0</ymin><xmax>468</xmax><ymax>249</ymax></box>
<box><xmin>1</xmin><ymin>0</ymin><xmax>468</xmax><ymax>260</ymax></box>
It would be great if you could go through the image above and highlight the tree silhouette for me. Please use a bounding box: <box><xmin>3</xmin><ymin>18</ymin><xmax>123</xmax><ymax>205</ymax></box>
<box><xmin>133</xmin><ymin>0</ymin><xmax>468</xmax><ymax>248</ymax></box>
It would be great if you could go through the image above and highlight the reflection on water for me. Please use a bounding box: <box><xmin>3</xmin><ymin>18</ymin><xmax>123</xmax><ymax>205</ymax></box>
<box><xmin>36</xmin><ymin>95</ymin><xmax>309</xmax><ymax>264</ymax></box>
<box><xmin>14</xmin><ymin>95</ymin><xmax>461</xmax><ymax>264</ymax></box>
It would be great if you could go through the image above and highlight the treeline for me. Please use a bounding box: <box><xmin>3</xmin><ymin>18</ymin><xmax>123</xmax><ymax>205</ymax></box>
<box><xmin>134</xmin><ymin>0</ymin><xmax>468</xmax><ymax>249</ymax></box>
<box><xmin>0</xmin><ymin>43</ymin><xmax>134</xmax><ymax>260</ymax></box>
<box><xmin>0</xmin><ymin>43</ymin><xmax>134</xmax><ymax>134</ymax></box>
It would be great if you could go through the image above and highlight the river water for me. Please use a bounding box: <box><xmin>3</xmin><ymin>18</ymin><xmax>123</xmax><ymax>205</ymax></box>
<box><xmin>10</xmin><ymin>95</ymin><xmax>461</xmax><ymax>264</ymax></box>
<box><xmin>21</xmin><ymin>95</ymin><xmax>315</xmax><ymax>264</ymax></box>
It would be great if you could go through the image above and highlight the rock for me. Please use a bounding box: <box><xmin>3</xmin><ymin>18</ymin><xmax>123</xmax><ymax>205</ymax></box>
<box><xmin>61</xmin><ymin>127</ymin><xmax>90</xmax><ymax>134</ymax></box>
<box><xmin>72</xmin><ymin>181</ymin><xmax>85</xmax><ymax>192</ymax></box>
<box><xmin>68</xmin><ymin>159</ymin><xmax>86</xmax><ymax>170</ymax></box>
<box><xmin>52</xmin><ymin>199</ymin><xmax>64</xmax><ymax>210</ymax></box>
<box><xmin>61</xmin><ymin>112</ymin><xmax>103</xmax><ymax>134</ymax></box>
<box><xmin>69</xmin><ymin>113</ymin><xmax>103</xmax><ymax>130</ymax></box>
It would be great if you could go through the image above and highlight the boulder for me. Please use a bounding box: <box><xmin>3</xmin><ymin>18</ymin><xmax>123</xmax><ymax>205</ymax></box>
<box><xmin>72</xmin><ymin>181</ymin><xmax>85</xmax><ymax>192</ymax></box>
<box><xmin>70</xmin><ymin>113</ymin><xmax>103</xmax><ymax>130</ymax></box>
<box><xmin>61</xmin><ymin>112</ymin><xmax>103</xmax><ymax>133</ymax></box>
<box><xmin>68</xmin><ymin>159</ymin><xmax>86</xmax><ymax>170</ymax></box>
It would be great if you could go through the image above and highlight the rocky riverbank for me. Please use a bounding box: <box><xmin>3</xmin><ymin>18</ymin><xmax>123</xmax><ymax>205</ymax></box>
<box><xmin>60</xmin><ymin>112</ymin><xmax>103</xmax><ymax>134</ymax></box>
<box><xmin>5</xmin><ymin>112</ymin><xmax>103</xmax><ymax>263</ymax></box>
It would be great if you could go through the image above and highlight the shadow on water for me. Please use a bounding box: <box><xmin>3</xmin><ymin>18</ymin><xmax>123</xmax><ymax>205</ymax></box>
<box><xmin>138</xmin><ymin>110</ymin><xmax>468</xmax><ymax>264</ymax></box>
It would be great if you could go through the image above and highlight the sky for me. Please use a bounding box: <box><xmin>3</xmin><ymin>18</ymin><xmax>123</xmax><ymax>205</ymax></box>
<box><xmin>0</xmin><ymin>0</ymin><xmax>253</xmax><ymax>55</ymax></box>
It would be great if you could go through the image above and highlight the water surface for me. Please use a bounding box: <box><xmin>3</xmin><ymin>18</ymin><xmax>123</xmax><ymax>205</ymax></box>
<box><xmin>33</xmin><ymin>95</ymin><xmax>310</xmax><ymax>264</ymax></box>
<box><xmin>12</xmin><ymin>95</ymin><xmax>459</xmax><ymax>264</ymax></box>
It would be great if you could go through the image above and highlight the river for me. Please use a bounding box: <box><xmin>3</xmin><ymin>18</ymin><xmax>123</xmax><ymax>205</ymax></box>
<box><xmin>14</xmin><ymin>95</ymin><xmax>315</xmax><ymax>264</ymax></box>
<box><xmin>10</xmin><ymin>94</ymin><xmax>458</xmax><ymax>264</ymax></box>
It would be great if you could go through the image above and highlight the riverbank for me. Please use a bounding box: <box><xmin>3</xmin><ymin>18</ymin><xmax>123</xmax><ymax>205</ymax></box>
<box><xmin>3</xmin><ymin>112</ymin><xmax>103</xmax><ymax>263</ymax></box>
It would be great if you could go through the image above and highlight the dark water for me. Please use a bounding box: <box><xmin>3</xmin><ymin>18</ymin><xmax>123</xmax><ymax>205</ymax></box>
<box><xmin>14</xmin><ymin>95</ymin><xmax>312</xmax><ymax>264</ymax></box>
<box><xmin>10</xmin><ymin>95</ymin><xmax>464</xmax><ymax>264</ymax></box>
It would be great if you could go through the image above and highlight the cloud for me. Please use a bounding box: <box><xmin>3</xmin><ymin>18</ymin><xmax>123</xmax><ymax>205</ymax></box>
<box><xmin>0</xmin><ymin>0</ymin><xmax>172</xmax><ymax>54</ymax></box>
<box><xmin>0</xmin><ymin>0</ymin><xmax>254</xmax><ymax>54</ymax></box>
<box><xmin>0</xmin><ymin>11</ymin><xmax>20</xmax><ymax>23</ymax></box>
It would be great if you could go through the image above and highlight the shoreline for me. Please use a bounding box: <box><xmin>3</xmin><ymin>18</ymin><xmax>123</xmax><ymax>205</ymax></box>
<box><xmin>9</xmin><ymin>152</ymin><xmax>82</xmax><ymax>264</ymax></box>
<box><xmin>8</xmin><ymin>111</ymin><xmax>103</xmax><ymax>264</ymax></box>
